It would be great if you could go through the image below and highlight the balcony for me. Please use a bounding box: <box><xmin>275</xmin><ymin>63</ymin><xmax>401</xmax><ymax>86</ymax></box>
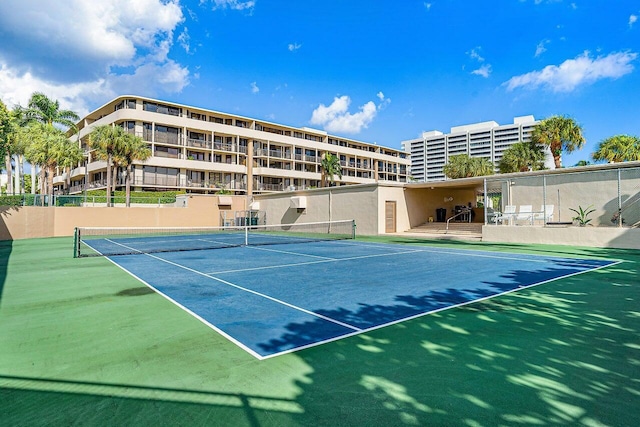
<box><xmin>213</xmin><ymin>141</ymin><xmax>235</xmax><ymax>152</ymax></box>
<box><xmin>154</xmin><ymin>132</ymin><xmax>183</xmax><ymax>146</ymax></box>
<box><xmin>135</xmin><ymin>176</ymin><xmax>181</xmax><ymax>187</ymax></box>
<box><xmin>154</xmin><ymin>151</ymin><xmax>182</xmax><ymax>160</ymax></box>
<box><xmin>186</xmin><ymin>138</ymin><xmax>212</xmax><ymax>149</ymax></box>
<box><xmin>257</xmin><ymin>183</ymin><xmax>282</xmax><ymax>192</ymax></box>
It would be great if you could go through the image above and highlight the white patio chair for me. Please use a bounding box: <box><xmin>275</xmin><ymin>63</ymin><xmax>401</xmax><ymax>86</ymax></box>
<box><xmin>492</xmin><ymin>205</ymin><xmax>516</xmax><ymax>224</ymax></box>
<box><xmin>533</xmin><ymin>204</ymin><xmax>554</xmax><ymax>223</ymax></box>
<box><xmin>514</xmin><ymin>205</ymin><xmax>533</xmax><ymax>225</ymax></box>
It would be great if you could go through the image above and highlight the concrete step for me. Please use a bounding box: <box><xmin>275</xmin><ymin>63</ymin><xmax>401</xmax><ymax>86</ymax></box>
<box><xmin>403</xmin><ymin>222</ymin><xmax>483</xmax><ymax>241</ymax></box>
<box><xmin>413</xmin><ymin>222</ymin><xmax>483</xmax><ymax>234</ymax></box>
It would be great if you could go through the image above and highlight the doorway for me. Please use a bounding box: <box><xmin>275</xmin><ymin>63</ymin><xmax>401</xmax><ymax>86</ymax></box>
<box><xmin>385</xmin><ymin>201</ymin><xmax>396</xmax><ymax>233</ymax></box>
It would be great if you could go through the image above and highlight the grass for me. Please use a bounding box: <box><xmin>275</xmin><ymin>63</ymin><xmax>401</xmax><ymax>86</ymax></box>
<box><xmin>1</xmin><ymin>236</ymin><xmax>639</xmax><ymax>426</ymax></box>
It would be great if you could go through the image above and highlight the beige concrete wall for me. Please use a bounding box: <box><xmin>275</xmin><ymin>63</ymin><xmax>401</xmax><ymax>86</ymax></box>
<box><xmin>0</xmin><ymin>195</ymin><xmax>246</xmax><ymax>240</ymax></box>
<box><xmin>377</xmin><ymin>186</ymin><xmax>409</xmax><ymax>234</ymax></box>
<box><xmin>0</xmin><ymin>206</ymin><xmax>56</xmax><ymax>240</ymax></box>
<box><xmin>483</xmin><ymin>225</ymin><xmax>640</xmax><ymax>250</ymax></box>
<box><xmin>254</xmin><ymin>184</ymin><xmax>380</xmax><ymax>235</ymax></box>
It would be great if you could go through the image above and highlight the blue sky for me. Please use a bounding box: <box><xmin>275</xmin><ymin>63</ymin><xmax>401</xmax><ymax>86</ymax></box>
<box><xmin>0</xmin><ymin>0</ymin><xmax>638</xmax><ymax>166</ymax></box>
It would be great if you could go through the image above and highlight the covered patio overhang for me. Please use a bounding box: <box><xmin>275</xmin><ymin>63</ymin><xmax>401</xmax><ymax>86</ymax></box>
<box><xmin>402</xmin><ymin>177</ymin><xmax>487</xmax><ymax>227</ymax></box>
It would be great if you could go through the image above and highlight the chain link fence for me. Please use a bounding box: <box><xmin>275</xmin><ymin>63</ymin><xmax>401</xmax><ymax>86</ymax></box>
<box><xmin>0</xmin><ymin>194</ymin><xmax>181</xmax><ymax>207</ymax></box>
<box><xmin>484</xmin><ymin>165</ymin><xmax>640</xmax><ymax>227</ymax></box>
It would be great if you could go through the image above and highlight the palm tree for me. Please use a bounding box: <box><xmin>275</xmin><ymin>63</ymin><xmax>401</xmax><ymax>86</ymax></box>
<box><xmin>24</xmin><ymin>123</ymin><xmax>70</xmax><ymax>202</ymax></box>
<box><xmin>0</xmin><ymin>100</ymin><xmax>14</xmax><ymax>194</ymax></box>
<box><xmin>88</xmin><ymin>125</ymin><xmax>127</xmax><ymax>207</ymax></box>
<box><xmin>531</xmin><ymin>115</ymin><xmax>585</xmax><ymax>168</ymax></box>
<box><xmin>498</xmin><ymin>141</ymin><xmax>546</xmax><ymax>173</ymax></box>
<box><xmin>21</xmin><ymin>93</ymin><xmax>79</xmax><ymax>198</ymax></box>
<box><xmin>574</xmin><ymin>160</ymin><xmax>591</xmax><ymax>167</ymax></box>
<box><xmin>320</xmin><ymin>152</ymin><xmax>342</xmax><ymax>187</ymax></box>
<box><xmin>26</xmin><ymin>92</ymin><xmax>79</xmax><ymax>129</ymax></box>
<box><xmin>469</xmin><ymin>156</ymin><xmax>494</xmax><ymax>177</ymax></box>
<box><xmin>56</xmin><ymin>138</ymin><xmax>84</xmax><ymax>193</ymax></box>
<box><xmin>443</xmin><ymin>154</ymin><xmax>494</xmax><ymax>179</ymax></box>
<box><xmin>114</xmin><ymin>133</ymin><xmax>151</xmax><ymax>206</ymax></box>
<box><xmin>592</xmin><ymin>135</ymin><xmax>640</xmax><ymax>163</ymax></box>
<box><xmin>9</xmin><ymin>107</ymin><xmax>32</xmax><ymax>194</ymax></box>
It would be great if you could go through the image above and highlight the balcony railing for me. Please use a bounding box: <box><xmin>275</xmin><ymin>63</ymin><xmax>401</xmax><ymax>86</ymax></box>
<box><xmin>213</xmin><ymin>141</ymin><xmax>235</xmax><ymax>151</ymax></box>
<box><xmin>135</xmin><ymin>176</ymin><xmax>181</xmax><ymax>187</ymax></box>
<box><xmin>186</xmin><ymin>138</ymin><xmax>212</xmax><ymax>149</ymax></box>
<box><xmin>153</xmin><ymin>132</ymin><xmax>183</xmax><ymax>146</ymax></box>
<box><xmin>256</xmin><ymin>183</ymin><xmax>283</xmax><ymax>191</ymax></box>
<box><xmin>154</xmin><ymin>151</ymin><xmax>182</xmax><ymax>160</ymax></box>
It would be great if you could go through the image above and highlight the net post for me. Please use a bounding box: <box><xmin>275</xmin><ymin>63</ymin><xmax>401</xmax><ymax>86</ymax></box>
<box><xmin>244</xmin><ymin>224</ymin><xmax>248</xmax><ymax>246</ymax></box>
<box><xmin>352</xmin><ymin>220</ymin><xmax>356</xmax><ymax>239</ymax></box>
<box><xmin>73</xmin><ymin>227</ymin><xmax>79</xmax><ymax>258</ymax></box>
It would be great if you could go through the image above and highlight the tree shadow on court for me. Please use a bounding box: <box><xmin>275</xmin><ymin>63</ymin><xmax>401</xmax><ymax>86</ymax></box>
<box><xmin>282</xmin><ymin>248</ymin><xmax>640</xmax><ymax>426</ymax></box>
<box><xmin>0</xmin><ymin>206</ymin><xmax>16</xmax><ymax>306</ymax></box>
<box><xmin>257</xmin><ymin>260</ymin><xmax>612</xmax><ymax>354</ymax></box>
<box><xmin>2</xmin><ymin>238</ymin><xmax>639</xmax><ymax>426</ymax></box>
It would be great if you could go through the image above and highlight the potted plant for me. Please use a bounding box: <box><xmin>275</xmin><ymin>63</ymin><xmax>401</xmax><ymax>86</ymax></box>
<box><xmin>569</xmin><ymin>205</ymin><xmax>595</xmax><ymax>227</ymax></box>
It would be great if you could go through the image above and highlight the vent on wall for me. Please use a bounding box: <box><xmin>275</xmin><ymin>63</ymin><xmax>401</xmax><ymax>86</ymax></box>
<box><xmin>217</xmin><ymin>196</ymin><xmax>233</xmax><ymax>206</ymax></box>
<box><xmin>290</xmin><ymin>196</ymin><xmax>307</xmax><ymax>209</ymax></box>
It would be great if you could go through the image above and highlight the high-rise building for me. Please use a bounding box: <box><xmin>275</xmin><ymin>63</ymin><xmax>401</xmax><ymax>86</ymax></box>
<box><xmin>55</xmin><ymin>96</ymin><xmax>409</xmax><ymax>195</ymax></box>
<box><xmin>402</xmin><ymin>115</ymin><xmax>550</xmax><ymax>182</ymax></box>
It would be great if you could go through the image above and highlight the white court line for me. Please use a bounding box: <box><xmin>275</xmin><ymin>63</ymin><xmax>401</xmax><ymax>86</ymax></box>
<box><xmin>105</xmin><ymin>238</ymin><xmax>361</xmax><ymax>334</ymax></box>
<box><xmin>98</xmin><ymin>237</ymin><xmax>621</xmax><ymax>360</ymax></box>
<box><xmin>332</xmin><ymin>239</ymin><xmax>615</xmax><ymax>266</ymax></box>
<box><xmin>100</xmin><ymin>255</ymin><xmax>264</xmax><ymax>359</ymax></box>
<box><xmin>247</xmin><ymin>245</ymin><xmax>336</xmax><ymax>260</ymax></box>
<box><xmin>205</xmin><ymin>249</ymin><xmax>425</xmax><ymax>275</ymax></box>
<box><xmin>258</xmin><ymin>259</ymin><xmax>623</xmax><ymax>360</ymax></box>
<box><xmin>145</xmin><ymin>252</ymin><xmax>362</xmax><ymax>332</ymax></box>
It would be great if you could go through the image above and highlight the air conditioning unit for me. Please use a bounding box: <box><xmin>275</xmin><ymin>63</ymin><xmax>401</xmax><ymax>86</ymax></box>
<box><xmin>290</xmin><ymin>196</ymin><xmax>307</xmax><ymax>209</ymax></box>
<box><xmin>217</xmin><ymin>196</ymin><xmax>233</xmax><ymax>206</ymax></box>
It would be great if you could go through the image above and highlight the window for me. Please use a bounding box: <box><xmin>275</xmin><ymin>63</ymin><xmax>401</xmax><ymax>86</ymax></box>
<box><xmin>143</xmin><ymin>166</ymin><xmax>179</xmax><ymax>186</ymax></box>
<box><xmin>154</xmin><ymin>146</ymin><xmax>180</xmax><ymax>159</ymax></box>
<box><xmin>143</xmin><ymin>101</ymin><xmax>180</xmax><ymax>116</ymax></box>
<box><xmin>187</xmin><ymin>151</ymin><xmax>206</xmax><ymax>161</ymax></box>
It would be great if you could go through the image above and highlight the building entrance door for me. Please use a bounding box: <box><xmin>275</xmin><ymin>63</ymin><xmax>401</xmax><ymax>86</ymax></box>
<box><xmin>385</xmin><ymin>201</ymin><xmax>396</xmax><ymax>233</ymax></box>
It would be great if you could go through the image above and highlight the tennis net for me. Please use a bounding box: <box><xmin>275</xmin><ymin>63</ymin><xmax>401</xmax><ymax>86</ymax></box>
<box><xmin>73</xmin><ymin>220</ymin><xmax>356</xmax><ymax>257</ymax></box>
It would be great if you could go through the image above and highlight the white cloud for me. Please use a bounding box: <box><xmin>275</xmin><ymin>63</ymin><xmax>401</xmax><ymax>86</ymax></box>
<box><xmin>535</xmin><ymin>39</ymin><xmax>550</xmax><ymax>57</ymax></box>
<box><xmin>467</xmin><ymin>47</ymin><xmax>485</xmax><ymax>62</ymax></box>
<box><xmin>310</xmin><ymin>94</ymin><xmax>389</xmax><ymax>134</ymax></box>
<box><xmin>209</xmin><ymin>0</ymin><xmax>255</xmax><ymax>11</ymax></box>
<box><xmin>0</xmin><ymin>0</ymin><xmax>188</xmax><ymax>110</ymax></box>
<box><xmin>630</xmin><ymin>14</ymin><xmax>638</xmax><ymax>28</ymax></box>
<box><xmin>424</xmin><ymin>3</ymin><xmax>432</xmax><ymax>11</ymax></box>
<box><xmin>178</xmin><ymin>28</ymin><xmax>191</xmax><ymax>53</ymax></box>
<box><xmin>471</xmin><ymin>64</ymin><xmax>492</xmax><ymax>78</ymax></box>
<box><xmin>288</xmin><ymin>43</ymin><xmax>302</xmax><ymax>52</ymax></box>
<box><xmin>504</xmin><ymin>51</ymin><xmax>638</xmax><ymax>92</ymax></box>
<box><xmin>250</xmin><ymin>81</ymin><xmax>259</xmax><ymax>93</ymax></box>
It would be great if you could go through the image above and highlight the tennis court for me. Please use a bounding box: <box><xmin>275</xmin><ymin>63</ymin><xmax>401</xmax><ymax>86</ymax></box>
<box><xmin>2</xmin><ymin>234</ymin><xmax>639</xmax><ymax>426</ymax></box>
<box><xmin>78</xmin><ymin>221</ymin><xmax>617</xmax><ymax>359</ymax></box>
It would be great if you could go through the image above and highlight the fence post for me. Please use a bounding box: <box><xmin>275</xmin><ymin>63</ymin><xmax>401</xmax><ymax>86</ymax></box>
<box><xmin>617</xmin><ymin>168</ymin><xmax>622</xmax><ymax>227</ymax></box>
<box><xmin>483</xmin><ymin>178</ymin><xmax>488</xmax><ymax>226</ymax></box>
<box><xmin>543</xmin><ymin>175</ymin><xmax>547</xmax><ymax>227</ymax></box>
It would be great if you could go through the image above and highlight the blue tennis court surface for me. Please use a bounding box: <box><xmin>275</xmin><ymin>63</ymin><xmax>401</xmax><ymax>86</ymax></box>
<box><xmin>102</xmin><ymin>240</ymin><xmax>617</xmax><ymax>359</ymax></box>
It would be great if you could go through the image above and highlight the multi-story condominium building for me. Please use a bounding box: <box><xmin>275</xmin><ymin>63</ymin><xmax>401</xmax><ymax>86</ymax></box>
<box><xmin>56</xmin><ymin>96</ymin><xmax>409</xmax><ymax>195</ymax></box>
<box><xmin>401</xmin><ymin>115</ymin><xmax>550</xmax><ymax>182</ymax></box>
